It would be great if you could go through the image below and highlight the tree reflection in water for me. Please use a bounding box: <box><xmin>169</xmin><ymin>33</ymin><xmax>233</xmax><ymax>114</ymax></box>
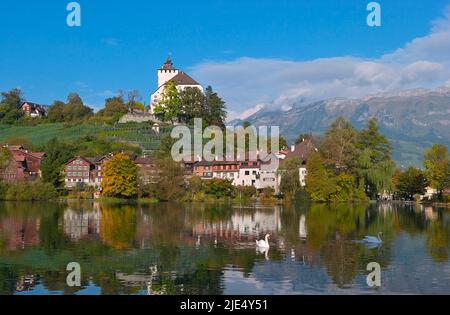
<box><xmin>0</xmin><ymin>200</ymin><xmax>449</xmax><ymax>294</ymax></box>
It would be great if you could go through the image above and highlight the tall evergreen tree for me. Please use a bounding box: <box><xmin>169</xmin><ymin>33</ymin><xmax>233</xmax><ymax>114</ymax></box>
<box><xmin>205</xmin><ymin>86</ymin><xmax>226</xmax><ymax>127</ymax></box>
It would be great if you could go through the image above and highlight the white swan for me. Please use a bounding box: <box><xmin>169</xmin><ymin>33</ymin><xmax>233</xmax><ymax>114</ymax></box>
<box><xmin>363</xmin><ymin>232</ymin><xmax>383</xmax><ymax>244</ymax></box>
<box><xmin>256</xmin><ymin>234</ymin><xmax>270</xmax><ymax>248</ymax></box>
<box><xmin>256</xmin><ymin>246</ymin><xmax>270</xmax><ymax>261</ymax></box>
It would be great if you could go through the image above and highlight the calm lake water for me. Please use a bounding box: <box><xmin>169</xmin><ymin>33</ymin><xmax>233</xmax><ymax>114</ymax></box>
<box><xmin>0</xmin><ymin>201</ymin><xmax>449</xmax><ymax>295</ymax></box>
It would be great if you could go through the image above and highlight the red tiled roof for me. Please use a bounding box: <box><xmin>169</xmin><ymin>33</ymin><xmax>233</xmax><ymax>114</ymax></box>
<box><xmin>11</xmin><ymin>153</ymin><xmax>26</xmax><ymax>162</ymax></box>
<box><xmin>285</xmin><ymin>139</ymin><xmax>317</xmax><ymax>161</ymax></box>
<box><xmin>170</xmin><ymin>72</ymin><xmax>200</xmax><ymax>86</ymax></box>
<box><xmin>66</xmin><ymin>156</ymin><xmax>94</xmax><ymax>166</ymax></box>
<box><xmin>30</xmin><ymin>152</ymin><xmax>46</xmax><ymax>159</ymax></box>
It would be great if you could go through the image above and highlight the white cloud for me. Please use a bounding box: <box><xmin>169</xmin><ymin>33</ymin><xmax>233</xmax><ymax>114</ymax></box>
<box><xmin>191</xmin><ymin>7</ymin><xmax>450</xmax><ymax>121</ymax></box>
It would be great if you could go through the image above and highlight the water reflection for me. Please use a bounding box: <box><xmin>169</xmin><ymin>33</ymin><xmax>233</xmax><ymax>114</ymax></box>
<box><xmin>0</xmin><ymin>201</ymin><xmax>449</xmax><ymax>295</ymax></box>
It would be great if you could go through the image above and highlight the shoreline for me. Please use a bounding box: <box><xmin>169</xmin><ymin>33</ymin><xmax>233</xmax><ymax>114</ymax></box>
<box><xmin>0</xmin><ymin>197</ymin><xmax>448</xmax><ymax>208</ymax></box>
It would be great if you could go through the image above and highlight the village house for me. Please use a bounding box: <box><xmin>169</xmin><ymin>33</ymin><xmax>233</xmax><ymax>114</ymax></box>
<box><xmin>0</xmin><ymin>145</ymin><xmax>45</xmax><ymax>182</ymax></box>
<box><xmin>21</xmin><ymin>102</ymin><xmax>48</xmax><ymax>118</ymax></box>
<box><xmin>192</xmin><ymin>158</ymin><xmax>273</xmax><ymax>189</ymax></box>
<box><xmin>181</xmin><ymin>137</ymin><xmax>318</xmax><ymax>192</ymax></box>
<box><xmin>238</xmin><ymin>160</ymin><xmax>261</xmax><ymax>187</ymax></box>
<box><xmin>135</xmin><ymin>156</ymin><xmax>159</xmax><ymax>185</ymax></box>
<box><xmin>259</xmin><ymin>153</ymin><xmax>280</xmax><ymax>192</ymax></box>
<box><xmin>64</xmin><ymin>155</ymin><xmax>112</xmax><ymax>189</ymax></box>
<box><xmin>421</xmin><ymin>186</ymin><xmax>438</xmax><ymax>201</ymax></box>
<box><xmin>64</xmin><ymin>154</ymin><xmax>159</xmax><ymax>189</ymax></box>
<box><xmin>193</xmin><ymin>160</ymin><xmax>215</xmax><ymax>179</ymax></box>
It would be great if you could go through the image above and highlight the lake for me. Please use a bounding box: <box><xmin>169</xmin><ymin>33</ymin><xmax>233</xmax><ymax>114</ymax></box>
<box><xmin>0</xmin><ymin>201</ymin><xmax>449</xmax><ymax>295</ymax></box>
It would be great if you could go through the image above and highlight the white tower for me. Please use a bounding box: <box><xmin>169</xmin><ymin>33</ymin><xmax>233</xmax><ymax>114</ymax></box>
<box><xmin>157</xmin><ymin>56</ymin><xmax>179</xmax><ymax>88</ymax></box>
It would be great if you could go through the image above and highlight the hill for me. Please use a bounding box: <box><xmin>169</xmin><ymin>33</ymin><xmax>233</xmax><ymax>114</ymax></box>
<box><xmin>0</xmin><ymin>122</ymin><xmax>165</xmax><ymax>154</ymax></box>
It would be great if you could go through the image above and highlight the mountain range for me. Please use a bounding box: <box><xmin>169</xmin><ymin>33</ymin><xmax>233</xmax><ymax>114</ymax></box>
<box><xmin>230</xmin><ymin>87</ymin><xmax>450</xmax><ymax>167</ymax></box>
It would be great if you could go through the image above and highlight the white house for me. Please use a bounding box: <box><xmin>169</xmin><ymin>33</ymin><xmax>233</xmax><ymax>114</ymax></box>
<box><xmin>259</xmin><ymin>153</ymin><xmax>280</xmax><ymax>192</ymax></box>
<box><xmin>238</xmin><ymin>161</ymin><xmax>260</xmax><ymax>188</ymax></box>
<box><xmin>150</xmin><ymin>57</ymin><xmax>204</xmax><ymax>114</ymax></box>
<box><xmin>421</xmin><ymin>186</ymin><xmax>438</xmax><ymax>200</ymax></box>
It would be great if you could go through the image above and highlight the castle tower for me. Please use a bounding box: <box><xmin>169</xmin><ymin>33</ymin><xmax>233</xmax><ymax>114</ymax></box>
<box><xmin>150</xmin><ymin>56</ymin><xmax>203</xmax><ymax>115</ymax></box>
<box><xmin>157</xmin><ymin>56</ymin><xmax>179</xmax><ymax>88</ymax></box>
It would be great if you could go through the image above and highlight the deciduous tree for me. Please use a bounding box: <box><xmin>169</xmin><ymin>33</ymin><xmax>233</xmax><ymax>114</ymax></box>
<box><xmin>305</xmin><ymin>153</ymin><xmax>336</xmax><ymax>202</ymax></box>
<box><xmin>180</xmin><ymin>87</ymin><xmax>207</xmax><ymax>124</ymax></box>
<box><xmin>102</xmin><ymin>153</ymin><xmax>138</xmax><ymax>198</ymax></box>
<box><xmin>320</xmin><ymin>117</ymin><xmax>357</xmax><ymax>172</ymax></box>
<box><xmin>145</xmin><ymin>157</ymin><xmax>185</xmax><ymax>201</ymax></box>
<box><xmin>279</xmin><ymin>157</ymin><xmax>303</xmax><ymax>198</ymax></box>
<box><xmin>394</xmin><ymin>167</ymin><xmax>428</xmax><ymax>199</ymax></box>
<box><xmin>0</xmin><ymin>88</ymin><xmax>24</xmax><ymax>124</ymax></box>
<box><xmin>40</xmin><ymin>138</ymin><xmax>77</xmax><ymax>192</ymax></box>
<box><xmin>355</xmin><ymin>118</ymin><xmax>396</xmax><ymax>198</ymax></box>
<box><xmin>154</xmin><ymin>81</ymin><xmax>182</xmax><ymax>123</ymax></box>
<box><xmin>47</xmin><ymin>101</ymin><xmax>66</xmax><ymax>122</ymax></box>
<box><xmin>423</xmin><ymin>144</ymin><xmax>450</xmax><ymax>199</ymax></box>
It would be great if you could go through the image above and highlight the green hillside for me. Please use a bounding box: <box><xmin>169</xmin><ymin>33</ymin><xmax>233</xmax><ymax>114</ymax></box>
<box><xmin>0</xmin><ymin>123</ymin><xmax>167</xmax><ymax>153</ymax></box>
<box><xmin>0</xmin><ymin>123</ymin><xmax>101</xmax><ymax>145</ymax></box>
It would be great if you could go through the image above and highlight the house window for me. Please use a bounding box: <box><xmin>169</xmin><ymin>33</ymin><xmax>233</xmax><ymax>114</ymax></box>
<box><xmin>252</xmin><ymin>171</ymin><xmax>257</xmax><ymax>175</ymax></box>
<box><xmin>245</xmin><ymin>171</ymin><xmax>250</xmax><ymax>175</ymax></box>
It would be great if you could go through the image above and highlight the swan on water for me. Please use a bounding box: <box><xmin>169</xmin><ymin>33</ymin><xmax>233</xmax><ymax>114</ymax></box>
<box><xmin>256</xmin><ymin>246</ymin><xmax>270</xmax><ymax>261</ymax></box>
<box><xmin>256</xmin><ymin>234</ymin><xmax>270</xmax><ymax>248</ymax></box>
<box><xmin>363</xmin><ymin>232</ymin><xmax>383</xmax><ymax>244</ymax></box>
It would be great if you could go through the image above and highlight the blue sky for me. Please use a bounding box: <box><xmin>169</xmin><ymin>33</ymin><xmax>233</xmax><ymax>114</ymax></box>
<box><xmin>1</xmin><ymin>0</ymin><xmax>450</xmax><ymax>119</ymax></box>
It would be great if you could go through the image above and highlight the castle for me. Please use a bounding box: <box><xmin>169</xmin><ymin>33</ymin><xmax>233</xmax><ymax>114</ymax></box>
<box><xmin>149</xmin><ymin>57</ymin><xmax>203</xmax><ymax>114</ymax></box>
